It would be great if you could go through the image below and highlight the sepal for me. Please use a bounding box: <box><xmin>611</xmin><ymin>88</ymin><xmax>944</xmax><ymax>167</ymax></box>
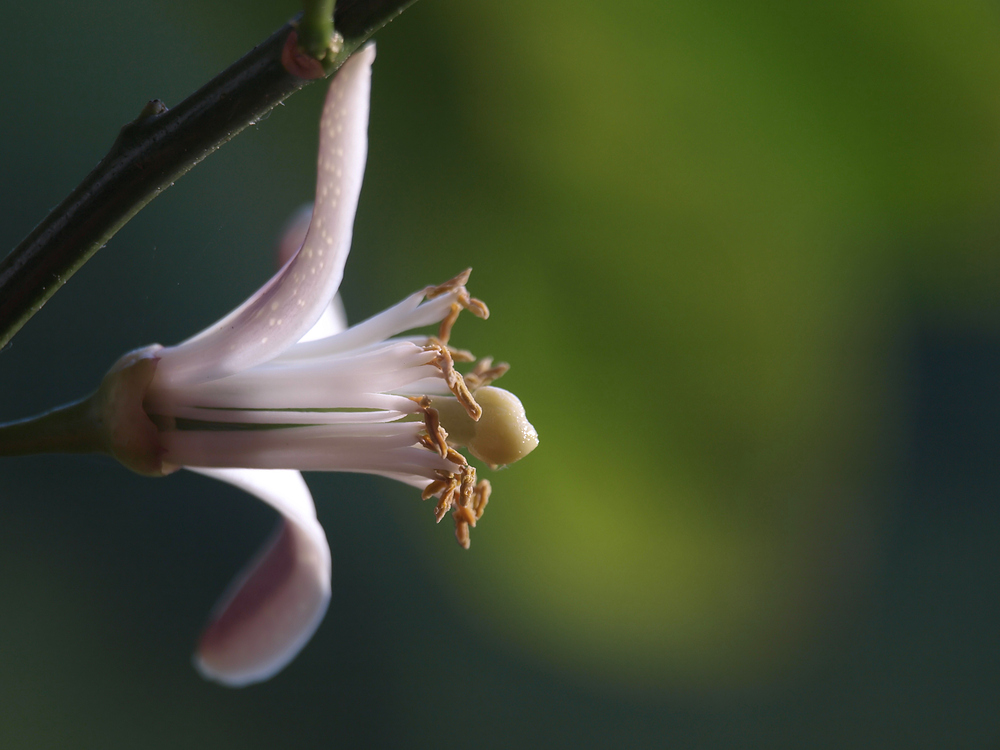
<box><xmin>93</xmin><ymin>345</ymin><xmax>170</xmax><ymax>476</ymax></box>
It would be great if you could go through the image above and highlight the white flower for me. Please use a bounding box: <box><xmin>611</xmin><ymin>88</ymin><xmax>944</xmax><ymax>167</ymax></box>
<box><xmin>97</xmin><ymin>44</ymin><xmax>537</xmax><ymax>686</ymax></box>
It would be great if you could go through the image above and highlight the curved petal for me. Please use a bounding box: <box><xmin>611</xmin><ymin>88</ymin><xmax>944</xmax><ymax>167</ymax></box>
<box><xmin>274</xmin><ymin>203</ymin><xmax>349</xmax><ymax>342</ymax></box>
<box><xmin>276</xmin><ymin>289</ymin><xmax>455</xmax><ymax>361</ymax></box>
<box><xmin>275</xmin><ymin>204</ymin><xmax>315</xmax><ymax>269</ymax></box>
<box><xmin>299</xmin><ymin>295</ymin><xmax>348</xmax><ymax>342</ymax></box>
<box><xmin>187</xmin><ymin>467</ymin><xmax>332</xmax><ymax>687</ymax></box>
<box><xmin>156</xmin><ymin>44</ymin><xmax>376</xmax><ymax>387</ymax></box>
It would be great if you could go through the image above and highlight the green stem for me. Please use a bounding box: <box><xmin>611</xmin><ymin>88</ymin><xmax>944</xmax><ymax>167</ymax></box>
<box><xmin>0</xmin><ymin>0</ymin><xmax>420</xmax><ymax>350</ymax></box>
<box><xmin>300</xmin><ymin>0</ymin><xmax>337</xmax><ymax>59</ymax></box>
<box><xmin>0</xmin><ymin>398</ymin><xmax>99</xmax><ymax>457</ymax></box>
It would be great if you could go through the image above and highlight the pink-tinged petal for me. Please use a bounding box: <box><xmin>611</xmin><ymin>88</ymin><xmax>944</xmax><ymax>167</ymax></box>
<box><xmin>275</xmin><ymin>204</ymin><xmax>349</xmax><ymax>341</ymax></box>
<box><xmin>299</xmin><ymin>295</ymin><xmax>348</xmax><ymax>341</ymax></box>
<box><xmin>275</xmin><ymin>203</ymin><xmax>315</xmax><ymax>268</ymax></box>
<box><xmin>156</xmin><ymin>44</ymin><xmax>376</xmax><ymax>388</ymax></box>
<box><xmin>187</xmin><ymin>467</ymin><xmax>331</xmax><ymax>687</ymax></box>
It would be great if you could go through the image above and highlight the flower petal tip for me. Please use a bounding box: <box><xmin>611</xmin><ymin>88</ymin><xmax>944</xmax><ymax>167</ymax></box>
<box><xmin>194</xmin><ymin>519</ymin><xmax>331</xmax><ymax>687</ymax></box>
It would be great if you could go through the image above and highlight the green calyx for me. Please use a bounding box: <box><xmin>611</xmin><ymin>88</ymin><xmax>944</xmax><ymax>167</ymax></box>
<box><xmin>0</xmin><ymin>346</ymin><xmax>168</xmax><ymax>477</ymax></box>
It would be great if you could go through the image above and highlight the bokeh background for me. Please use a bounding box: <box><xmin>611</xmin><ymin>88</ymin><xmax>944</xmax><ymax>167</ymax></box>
<box><xmin>2</xmin><ymin>0</ymin><xmax>999</xmax><ymax>746</ymax></box>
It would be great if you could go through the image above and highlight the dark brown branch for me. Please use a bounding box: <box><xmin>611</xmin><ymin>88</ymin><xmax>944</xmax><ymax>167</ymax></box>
<box><xmin>0</xmin><ymin>0</ymin><xmax>418</xmax><ymax>349</ymax></box>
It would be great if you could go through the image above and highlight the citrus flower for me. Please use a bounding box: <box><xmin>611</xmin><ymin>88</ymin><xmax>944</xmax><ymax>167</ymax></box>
<box><xmin>0</xmin><ymin>43</ymin><xmax>537</xmax><ymax>687</ymax></box>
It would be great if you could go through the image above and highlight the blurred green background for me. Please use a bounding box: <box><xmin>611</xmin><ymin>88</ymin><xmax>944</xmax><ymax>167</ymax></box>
<box><xmin>2</xmin><ymin>0</ymin><xmax>1000</xmax><ymax>746</ymax></box>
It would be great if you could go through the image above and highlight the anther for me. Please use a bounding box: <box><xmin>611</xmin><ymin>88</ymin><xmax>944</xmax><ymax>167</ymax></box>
<box><xmin>473</xmin><ymin>479</ymin><xmax>491</xmax><ymax>520</ymax></box>
<box><xmin>454</xmin><ymin>517</ymin><xmax>471</xmax><ymax>549</ymax></box>
<box><xmin>460</xmin><ymin>465</ymin><xmax>476</xmax><ymax>507</ymax></box>
<box><xmin>434</xmin><ymin>483</ymin><xmax>457</xmax><ymax>521</ymax></box>
<box><xmin>427</xmin><ymin>343</ymin><xmax>482</xmax><ymax>421</ymax></box>
<box><xmin>424</xmin><ymin>269</ymin><xmax>472</xmax><ymax>299</ymax></box>
<box><xmin>464</xmin><ymin>297</ymin><xmax>489</xmax><ymax>319</ymax></box>
<box><xmin>464</xmin><ymin>357</ymin><xmax>510</xmax><ymax>390</ymax></box>
<box><xmin>448</xmin><ymin>346</ymin><xmax>476</xmax><ymax>363</ymax></box>
<box><xmin>445</xmin><ymin>447</ymin><xmax>467</xmax><ymax>466</ymax></box>
<box><xmin>422</xmin><ymin>479</ymin><xmax>449</xmax><ymax>501</ymax></box>
<box><xmin>453</xmin><ymin>504</ymin><xmax>476</xmax><ymax>527</ymax></box>
<box><xmin>420</xmin><ymin>406</ymin><xmax>448</xmax><ymax>458</ymax></box>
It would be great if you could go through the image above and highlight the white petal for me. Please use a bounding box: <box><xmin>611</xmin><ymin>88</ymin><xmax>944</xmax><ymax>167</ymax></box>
<box><xmin>299</xmin><ymin>294</ymin><xmax>348</xmax><ymax>342</ymax></box>
<box><xmin>278</xmin><ymin>290</ymin><xmax>459</xmax><ymax>362</ymax></box>
<box><xmin>275</xmin><ymin>203</ymin><xmax>314</xmax><ymax>269</ymax></box>
<box><xmin>166</xmin><ymin>427</ymin><xmax>454</xmax><ymax>474</ymax></box>
<box><xmin>275</xmin><ymin>204</ymin><xmax>349</xmax><ymax>342</ymax></box>
<box><xmin>155</xmin><ymin>44</ymin><xmax>376</xmax><ymax>387</ymax></box>
<box><xmin>187</xmin><ymin>467</ymin><xmax>332</xmax><ymax>687</ymax></box>
<box><xmin>147</xmin><ymin>342</ymin><xmax>437</xmax><ymax>412</ymax></box>
<box><xmin>162</xmin><ymin>405</ymin><xmax>412</xmax><ymax>426</ymax></box>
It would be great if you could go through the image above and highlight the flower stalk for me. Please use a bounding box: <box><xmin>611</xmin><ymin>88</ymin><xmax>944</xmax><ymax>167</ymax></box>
<box><xmin>0</xmin><ymin>348</ymin><xmax>165</xmax><ymax>476</ymax></box>
<box><xmin>299</xmin><ymin>0</ymin><xmax>338</xmax><ymax>60</ymax></box>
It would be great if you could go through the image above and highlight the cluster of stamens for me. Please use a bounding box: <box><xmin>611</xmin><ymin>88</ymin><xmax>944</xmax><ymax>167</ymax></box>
<box><xmin>411</xmin><ymin>271</ymin><xmax>508</xmax><ymax>548</ymax></box>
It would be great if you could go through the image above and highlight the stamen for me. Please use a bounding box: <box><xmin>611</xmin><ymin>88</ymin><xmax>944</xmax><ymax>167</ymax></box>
<box><xmin>420</xmin><ymin>405</ymin><xmax>448</xmax><ymax>458</ymax></box>
<box><xmin>426</xmin><ymin>343</ymin><xmax>482</xmax><ymax>421</ymax></box>
<box><xmin>452</xmin><ymin>505</ymin><xmax>475</xmax><ymax>549</ymax></box>
<box><xmin>434</xmin><ymin>477</ymin><xmax>458</xmax><ymax>521</ymax></box>
<box><xmin>459</xmin><ymin>465</ymin><xmax>476</xmax><ymax>509</ymax></box>
<box><xmin>447</xmin><ymin>347</ymin><xmax>476</xmax><ymax>363</ymax></box>
<box><xmin>410</xmin><ymin>394</ymin><xmax>451</xmax><ymax>458</ymax></box>
<box><xmin>421</xmin><ymin>479</ymin><xmax>449</xmax><ymax>501</ymax></box>
<box><xmin>464</xmin><ymin>297</ymin><xmax>489</xmax><ymax>319</ymax></box>
<box><xmin>454</xmin><ymin>503</ymin><xmax>476</xmax><ymax>526</ymax></box>
<box><xmin>451</xmin><ymin>464</ymin><xmax>479</xmax><ymax>549</ymax></box>
<box><xmin>423</xmin><ymin>269</ymin><xmax>490</xmax><ymax>345</ymax></box>
<box><xmin>454</xmin><ymin>518</ymin><xmax>470</xmax><ymax>549</ymax></box>
<box><xmin>418</xmin><ymin>432</ymin><xmax>445</xmax><ymax>457</ymax></box>
<box><xmin>418</xmin><ymin>459</ymin><xmax>485</xmax><ymax>548</ymax></box>
<box><xmin>437</xmin><ymin>303</ymin><xmax>462</xmax><ymax>345</ymax></box>
<box><xmin>463</xmin><ymin>357</ymin><xmax>510</xmax><ymax>390</ymax></box>
<box><xmin>424</xmin><ymin>269</ymin><xmax>472</xmax><ymax>299</ymax></box>
<box><xmin>473</xmin><ymin>479</ymin><xmax>491</xmax><ymax>520</ymax></box>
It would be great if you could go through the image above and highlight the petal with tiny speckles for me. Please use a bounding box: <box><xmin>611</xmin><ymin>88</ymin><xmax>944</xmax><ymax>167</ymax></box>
<box><xmin>156</xmin><ymin>45</ymin><xmax>375</xmax><ymax>388</ymax></box>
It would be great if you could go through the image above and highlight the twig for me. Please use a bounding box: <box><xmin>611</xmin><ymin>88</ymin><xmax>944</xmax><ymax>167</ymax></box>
<box><xmin>0</xmin><ymin>0</ymin><xmax>418</xmax><ymax>349</ymax></box>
